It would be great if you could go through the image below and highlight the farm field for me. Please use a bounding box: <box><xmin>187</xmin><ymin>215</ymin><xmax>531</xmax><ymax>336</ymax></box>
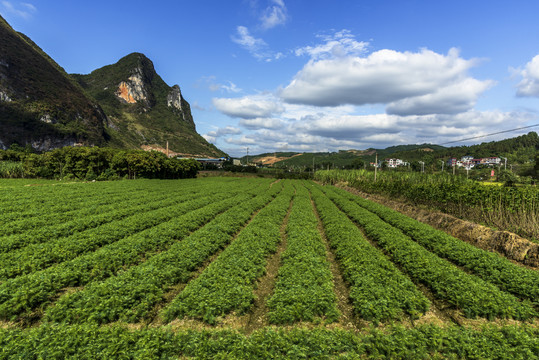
<box><xmin>0</xmin><ymin>177</ymin><xmax>538</xmax><ymax>359</ymax></box>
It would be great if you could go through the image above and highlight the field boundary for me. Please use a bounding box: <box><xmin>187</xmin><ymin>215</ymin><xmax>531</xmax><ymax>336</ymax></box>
<box><xmin>338</xmin><ymin>184</ymin><xmax>539</xmax><ymax>268</ymax></box>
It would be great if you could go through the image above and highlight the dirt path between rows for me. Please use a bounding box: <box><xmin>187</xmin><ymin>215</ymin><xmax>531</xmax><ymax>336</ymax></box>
<box><xmin>242</xmin><ymin>196</ymin><xmax>293</xmax><ymax>334</ymax></box>
<box><xmin>310</xmin><ymin>195</ymin><xmax>366</xmax><ymax>331</ymax></box>
<box><xmin>336</xmin><ymin>184</ymin><xmax>539</xmax><ymax>268</ymax></box>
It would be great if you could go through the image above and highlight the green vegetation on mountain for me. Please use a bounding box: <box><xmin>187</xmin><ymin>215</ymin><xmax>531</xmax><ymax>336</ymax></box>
<box><xmin>389</xmin><ymin>132</ymin><xmax>539</xmax><ymax>164</ymax></box>
<box><xmin>71</xmin><ymin>53</ymin><xmax>225</xmax><ymax>157</ymax></box>
<box><xmin>0</xmin><ymin>15</ymin><xmax>107</xmax><ymax>149</ymax></box>
<box><xmin>0</xmin><ymin>15</ymin><xmax>225</xmax><ymax>157</ymax></box>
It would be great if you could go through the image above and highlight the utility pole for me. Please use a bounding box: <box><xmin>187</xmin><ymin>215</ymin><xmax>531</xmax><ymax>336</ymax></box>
<box><xmin>246</xmin><ymin>147</ymin><xmax>249</xmax><ymax>165</ymax></box>
<box><xmin>166</xmin><ymin>141</ymin><xmax>169</xmax><ymax>158</ymax></box>
<box><xmin>374</xmin><ymin>152</ymin><xmax>378</xmax><ymax>182</ymax></box>
<box><xmin>501</xmin><ymin>157</ymin><xmax>507</xmax><ymax>170</ymax></box>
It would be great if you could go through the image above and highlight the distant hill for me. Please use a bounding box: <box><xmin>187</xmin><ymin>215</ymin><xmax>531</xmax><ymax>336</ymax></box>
<box><xmin>243</xmin><ymin>133</ymin><xmax>538</xmax><ymax>168</ymax></box>
<box><xmin>243</xmin><ymin>145</ymin><xmax>446</xmax><ymax>168</ymax></box>
<box><xmin>0</xmin><ymin>15</ymin><xmax>225</xmax><ymax>157</ymax></box>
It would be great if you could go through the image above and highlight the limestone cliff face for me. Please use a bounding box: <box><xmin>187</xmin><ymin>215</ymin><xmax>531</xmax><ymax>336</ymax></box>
<box><xmin>115</xmin><ymin>67</ymin><xmax>151</xmax><ymax>106</ymax></box>
<box><xmin>0</xmin><ymin>89</ymin><xmax>11</xmax><ymax>102</ymax></box>
<box><xmin>167</xmin><ymin>85</ymin><xmax>183</xmax><ymax>110</ymax></box>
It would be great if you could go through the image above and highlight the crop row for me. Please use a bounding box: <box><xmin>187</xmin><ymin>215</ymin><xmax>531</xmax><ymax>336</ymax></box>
<box><xmin>323</xmin><ymin>186</ymin><xmax>537</xmax><ymax>320</ymax></box>
<box><xmin>0</xmin><ymin>178</ymin><xmax>235</xmax><ymax>224</ymax></box>
<box><xmin>0</xmin><ymin>181</ymin><xmax>140</xmax><ymax>220</ymax></box>
<box><xmin>335</xmin><ymin>188</ymin><xmax>539</xmax><ymax>303</ymax></box>
<box><xmin>0</xmin><ymin>181</ymin><xmax>184</xmax><ymax>237</ymax></box>
<box><xmin>2</xmin><ymin>323</ymin><xmax>538</xmax><ymax>359</ymax></box>
<box><xmin>45</xmin><ymin>181</ymin><xmax>283</xmax><ymax>324</ymax></box>
<box><xmin>309</xmin><ymin>183</ymin><xmax>429</xmax><ymax>322</ymax></box>
<box><xmin>266</xmin><ymin>182</ymin><xmax>339</xmax><ymax>324</ymax></box>
<box><xmin>0</xmin><ymin>179</ymin><xmax>272</xmax><ymax>320</ymax></box>
<box><xmin>0</xmin><ymin>186</ymin><xmax>228</xmax><ymax>280</ymax></box>
<box><xmin>0</xmin><ymin>188</ymin><xmax>151</xmax><ymax>238</ymax></box>
<box><xmin>162</xmin><ymin>181</ymin><xmax>295</xmax><ymax>324</ymax></box>
<box><xmin>0</xmin><ymin>184</ymin><xmax>204</xmax><ymax>255</ymax></box>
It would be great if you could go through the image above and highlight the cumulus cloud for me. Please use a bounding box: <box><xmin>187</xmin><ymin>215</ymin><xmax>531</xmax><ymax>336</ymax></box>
<box><xmin>292</xmin><ymin>113</ymin><xmax>402</xmax><ymax>140</ymax></box>
<box><xmin>239</xmin><ymin>117</ymin><xmax>284</xmax><ymax>130</ymax></box>
<box><xmin>295</xmin><ymin>110</ymin><xmax>529</xmax><ymax>145</ymax></box>
<box><xmin>1</xmin><ymin>1</ymin><xmax>36</xmax><ymax>19</ymax></box>
<box><xmin>202</xmin><ymin>134</ymin><xmax>216</xmax><ymax>143</ymax></box>
<box><xmin>224</xmin><ymin>135</ymin><xmax>258</xmax><ymax>145</ymax></box>
<box><xmin>207</xmin><ymin>126</ymin><xmax>242</xmax><ymax>137</ymax></box>
<box><xmin>260</xmin><ymin>0</ymin><xmax>288</xmax><ymax>30</ymax></box>
<box><xmin>213</xmin><ymin>95</ymin><xmax>284</xmax><ymax>119</ymax></box>
<box><xmin>203</xmin><ymin>126</ymin><xmax>242</xmax><ymax>144</ymax></box>
<box><xmin>281</xmin><ymin>47</ymin><xmax>490</xmax><ymax>116</ymax></box>
<box><xmin>295</xmin><ymin>30</ymin><xmax>369</xmax><ymax>60</ymax></box>
<box><xmin>515</xmin><ymin>54</ymin><xmax>539</xmax><ymax>97</ymax></box>
<box><xmin>220</xmin><ymin>108</ymin><xmax>534</xmax><ymax>155</ymax></box>
<box><xmin>386</xmin><ymin>78</ymin><xmax>495</xmax><ymax>116</ymax></box>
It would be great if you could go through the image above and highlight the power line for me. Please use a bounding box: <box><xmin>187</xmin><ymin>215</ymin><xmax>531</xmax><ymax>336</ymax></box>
<box><xmin>440</xmin><ymin>124</ymin><xmax>539</xmax><ymax>145</ymax></box>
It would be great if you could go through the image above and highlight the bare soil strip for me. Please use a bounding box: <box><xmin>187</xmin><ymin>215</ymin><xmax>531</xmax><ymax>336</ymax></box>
<box><xmin>338</xmin><ymin>184</ymin><xmax>539</xmax><ymax>269</ymax></box>
<box><xmin>269</xmin><ymin>178</ymin><xmax>281</xmax><ymax>187</ymax></box>
<box><xmin>242</xmin><ymin>197</ymin><xmax>293</xmax><ymax>334</ymax></box>
<box><xmin>310</xmin><ymin>195</ymin><xmax>366</xmax><ymax>331</ymax></box>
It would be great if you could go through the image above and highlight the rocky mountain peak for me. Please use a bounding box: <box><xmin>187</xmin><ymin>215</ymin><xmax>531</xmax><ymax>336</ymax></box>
<box><xmin>113</xmin><ymin>53</ymin><xmax>157</xmax><ymax>109</ymax></box>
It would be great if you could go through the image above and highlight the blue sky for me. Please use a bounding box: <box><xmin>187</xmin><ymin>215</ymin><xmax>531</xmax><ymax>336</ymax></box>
<box><xmin>2</xmin><ymin>0</ymin><xmax>539</xmax><ymax>156</ymax></box>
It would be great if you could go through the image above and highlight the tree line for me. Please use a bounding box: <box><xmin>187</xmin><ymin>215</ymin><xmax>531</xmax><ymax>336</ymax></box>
<box><xmin>0</xmin><ymin>145</ymin><xmax>201</xmax><ymax>180</ymax></box>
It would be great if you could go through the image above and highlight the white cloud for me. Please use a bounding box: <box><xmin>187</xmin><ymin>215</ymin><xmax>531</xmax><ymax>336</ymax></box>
<box><xmin>232</xmin><ymin>26</ymin><xmax>267</xmax><ymax>53</ymax></box>
<box><xmin>203</xmin><ymin>126</ymin><xmax>242</xmax><ymax>144</ymax></box>
<box><xmin>260</xmin><ymin>0</ymin><xmax>288</xmax><ymax>30</ymax></box>
<box><xmin>1</xmin><ymin>1</ymin><xmax>36</xmax><ymax>19</ymax></box>
<box><xmin>281</xmin><ymin>47</ymin><xmax>490</xmax><ymax>116</ymax></box>
<box><xmin>219</xmin><ymin>109</ymin><xmax>535</xmax><ymax>156</ymax></box>
<box><xmin>231</xmin><ymin>26</ymin><xmax>283</xmax><ymax>61</ymax></box>
<box><xmin>198</xmin><ymin>76</ymin><xmax>242</xmax><ymax>93</ymax></box>
<box><xmin>292</xmin><ymin>113</ymin><xmax>402</xmax><ymax>140</ymax></box>
<box><xmin>386</xmin><ymin>78</ymin><xmax>495</xmax><ymax>116</ymax></box>
<box><xmin>225</xmin><ymin>135</ymin><xmax>258</xmax><ymax>145</ymax></box>
<box><xmin>295</xmin><ymin>110</ymin><xmax>530</xmax><ymax>145</ymax></box>
<box><xmin>221</xmin><ymin>82</ymin><xmax>242</xmax><ymax>93</ymax></box>
<box><xmin>202</xmin><ymin>134</ymin><xmax>216</xmax><ymax>143</ymax></box>
<box><xmin>239</xmin><ymin>117</ymin><xmax>284</xmax><ymax>130</ymax></box>
<box><xmin>515</xmin><ymin>54</ymin><xmax>539</xmax><ymax>97</ymax></box>
<box><xmin>213</xmin><ymin>95</ymin><xmax>284</xmax><ymax>119</ymax></box>
<box><xmin>295</xmin><ymin>30</ymin><xmax>369</xmax><ymax>60</ymax></box>
<box><xmin>207</xmin><ymin>126</ymin><xmax>242</xmax><ymax>137</ymax></box>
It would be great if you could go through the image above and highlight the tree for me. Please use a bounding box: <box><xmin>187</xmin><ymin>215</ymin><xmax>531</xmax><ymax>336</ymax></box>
<box><xmin>497</xmin><ymin>169</ymin><xmax>518</xmax><ymax>187</ymax></box>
